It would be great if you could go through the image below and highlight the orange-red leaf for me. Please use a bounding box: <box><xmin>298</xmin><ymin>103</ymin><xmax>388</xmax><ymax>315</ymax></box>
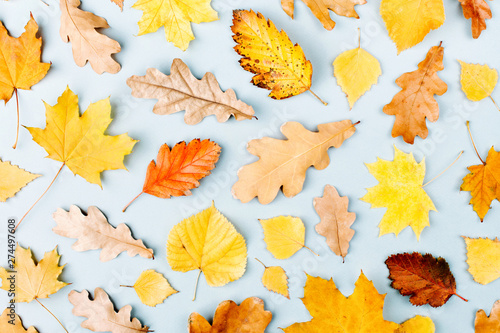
<box><xmin>459</xmin><ymin>0</ymin><xmax>492</xmax><ymax>39</ymax></box>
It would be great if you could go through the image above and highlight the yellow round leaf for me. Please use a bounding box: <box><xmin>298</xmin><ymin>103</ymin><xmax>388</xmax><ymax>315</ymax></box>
<box><xmin>260</xmin><ymin>216</ymin><xmax>307</xmax><ymax>259</ymax></box>
<box><xmin>133</xmin><ymin>270</ymin><xmax>177</xmax><ymax>307</ymax></box>
<box><xmin>464</xmin><ymin>237</ymin><xmax>500</xmax><ymax>285</ymax></box>
<box><xmin>458</xmin><ymin>60</ymin><xmax>498</xmax><ymax>102</ymax></box>
<box><xmin>396</xmin><ymin>315</ymin><xmax>435</xmax><ymax>333</ymax></box>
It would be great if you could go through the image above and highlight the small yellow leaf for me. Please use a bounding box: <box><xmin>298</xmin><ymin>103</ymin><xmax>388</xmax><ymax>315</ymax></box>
<box><xmin>0</xmin><ymin>308</ymin><xmax>38</xmax><ymax>333</ymax></box>
<box><xmin>0</xmin><ymin>159</ymin><xmax>39</xmax><ymax>202</ymax></box>
<box><xmin>256</xmin><ymin>259</ymin><xmax>289</xmax><ymax>299</ymax></box>
<box><xmin>260</xmin><ymin>216</ymin><xmax>311</xmax><ymax>259</ymax></box>
<box><xmin>464</xmin><ymin>237</ymin><xmax>500</xmax><ymax>285</ymax></box>
<box><xmin>396</xmin><ymin>315</ymin><xmax>435</xmax><ymax>333</ymax></box>
<box><xmin>131</xmin><ymin>270</ymin><xmax>177</xmax><ymax>307</ymax></box>
<box><xmin>458</xmin><ymin>61</ymin><xmax>498</xmax><ymax>107</ymax></box>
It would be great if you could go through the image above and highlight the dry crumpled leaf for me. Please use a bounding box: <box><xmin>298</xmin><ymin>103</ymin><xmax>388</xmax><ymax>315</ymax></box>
<box><xmin>380</xmin><ymin>0</ymin><xmax>445</xmax><ymax>53</ymax></box>
<box><xmin>384</xmin><ymin>43</ymin><xmax>447</xmax><ymax>144</ymax></box>
<box><xmin>231</xmin><ymin>10</ymin><xmax>325</xmax><ymax>104</ymax></box>
<box><xmin>458</xmin><ymin>61</ymin><xmax>499</xmax><ymax>111</ymax></box>
<box><xmin>232</xmin><ymin>120</ymin><xmax>357</xmax><ymax>204</ymax></box>
<box><xmin>463</xmin><ymin>237</ymin><xmax>500</xmax><ymax>285</ymax></box>
<box><xmin>0</xmin><ymin>159</ymin><xmax>39</xmax><ymax>202</ymax></box>
<box><xmin>189</xmin><ymin>297</ymin><xmax>272</xmax><ymax>333</ymax></box>
<box><xmin>386</xmin><ymin>252</ymin><xmax>466</xmax><ymax>307</ymax></box>
<box><xmin>0</xmin><ymin>308</ymin><xmax>38</xmax><ymax>333</ymax></box>
<box><xmin>396</xmin><ymin>315</ymin><xmax>435</xmax><ymax>333</ymax></box>
<box><xmin>52</xmin><ymin>205</ymin><xmax>153</xmax><ymax>262</ymax></box>
<box><xmin>255</xmin><ymin>259</ymin><xmax>289</xmax><ymax>298</ymax></box>
<box><xmin>314</xmin><ymin>185</ymin><xmax>356</xmax><ymax>261</ymax></box>
<box><xmin>361</xmin><ymin>146</ymin><xmax>436</xmax><ymax>239</ymax></box>
<box><xmin>281</xmin><ymin>0</ymin><xmax>366</xmax><ymax>30</ymax></box>
<box><xmin>0</xmin><ymin>245</ymin><xmax>68</xmax><ymax>303</ymax></box>
<box><xmin>127</xmin><ymin>59</ymin><xmax>255</xmax><ymax>125</ymax></box>
<box><xmin>123</xmin><ymin>139</ymin><xmax>220</xmax><ymax>211</ymax></box>
<box><xmin>132</xmin><ymin>0</ymin><xmax>217</xmax><ymax>50</ymax></box>
<box><xmin>475</xmin><ymin>300</ymin><xmax>500</xmax><ymax>332</ymax></box>
<box><xmin>459</xmin><ymin>0</ymin><xmax>492</xmax><ymax>39</ymax></box>
<box><xmin>125</xmin><ymin>269</ymin><xmax>177</xmax><ymax>307</ymax></box>
<box><xmin>167</xmin><ymin>203</ymin><xmax>247</xmax><ymax>300</ymax></box>
<box><xmin>60</xmin><ymin>0</ymin><xmax>121</xmax><ymax>74</ymax></box>
<box><xmin>68</xmin><ymin>288</ymin><xmax>150</xmax><ymax>332</ymax></box>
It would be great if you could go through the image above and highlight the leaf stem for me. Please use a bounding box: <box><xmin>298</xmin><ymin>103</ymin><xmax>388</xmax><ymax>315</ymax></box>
<box><xmin>12</xmin><ymin>88</ymin><xmax>19</xmax><ymax>149</ymax></box>
<box><xmin>454</xmin><ymin>292</ymin><xmax>468</xmax><ymax>302</ymax></box>
<box><xmin>303</xmin><ymin>244</ymin><xmax>319</xmax><ymax>256</ymax></box>
<box><xmin>15</xmin><ymin>162</ymin><xmax>65</xmax><ymax>231</ymax></box>
<box><xmin>422</xmin><ymin>151</ymin><xmax>464</xmax><ymax>187</ymax></box>
<box><xmin>192</xmin><ymin>270</ymin><xmax>202</xmax><ymax>301</ymax></box>
<box><xmin>35</xmin><ymin>298</ymin><xmax>68</xmax><ymax>333</ymax></box>
<box><xmin>357</xmin><ymin>27</ymin><xmax>361</xmax><ymax>48</ymax></box>
<box><xmin>308</xmin><ymin>89</ymin><xmax>328</xmax><ymax>106</ymax></box>
<box><xmin>254</xmin><ymin>258</ymin><xmax>267</xmax><ymax>268</ymax></box>
<box><xmin>466</xmin><ymin>121</ymin><xmax>485</xmax><ymax>165</ymax></box>
<box><xmin>489</xmin><ymin>95</ymin><xmax>500</xmax><ymax>112</ymax></box>
<box><xmin>119</xmin><ymin>285</ymin><xmax>134</xmax><ymax>288</ymax></box>
<box><xmin>122</xmin><ymin>191</ymin><xmax>144</xmax><ymax>212</ymax></box>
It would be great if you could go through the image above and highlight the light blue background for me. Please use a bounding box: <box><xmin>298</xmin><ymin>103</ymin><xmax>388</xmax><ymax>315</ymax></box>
<box><xmin>1</xmin><ymin>0</ymin><xmax>500</xmax><ymax>331</ymax></box>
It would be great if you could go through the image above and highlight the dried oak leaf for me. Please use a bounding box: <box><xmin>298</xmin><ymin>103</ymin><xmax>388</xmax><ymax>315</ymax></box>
<box><xmin>52</xmin><ymin>205</ymin><xmax>153</xmax><ymax>262</ymax></box>
<box><xmin>255</xmin><ymin>259</ymin><xmax>289</xmax><ymax>299</ymax></box>
<box><xmin>123</xmin><ymin>139</ymin><xmax>220</xmax><ymax>211</ymax></box>
<box><xmin>458</xmin><ymin>60</ymin><xmax>499</xmax><ymax>111</ymax></box>
<box><xmin>232</xmin><ymin>120</ymin><xmax>357</xmax><ymax>204</ymax></box>
<box><xmin>60</xmin><ymin>0</ymin><xmax>121</xmax><ymax>74</ymax></box>
<box><xmin>383</xmin><ymin>43</ymin><xmax>447</xmax><ymax>144</ymax></box>
<box><xmin>123</xmin><ymin>269</ymin><xmax>177</xmax><ymax>307</ymax></box>
<box><xmin>459</xmin><ymin>0</ymin><xmax>492</xmax><ymax>39</ymax></box>
<box><xmin>0</xmin><ymin>308</ymin><xmax>38</xmax><ymax>333</ymax></box>
<box><xmin>385</xmin><ymin>252</ymin><xmax>467</xmax><ymax>307</ymax></box>
<box><xmin>0</xmin><ymin>159</ymin><xmax>39</xmax><ymax>202</ymax></box>
<box><xmin>463</xmin><ymin>237</ymin><xmax>500</xmax><ymax>285</ymax></box>
<box><xmin>127</xmin><ymin>58</ymin><xmax>255</xmax><ymax>124</ymax></box>
<box><xmin>189</xmin><ymin>297</ymin><xmax>272</xmax><ymax>333</ymax></box>
<box><xmin>281</xmin><ymin>0</ymin><xmax>366</xmax><ymax>30</ymax></box>
<box><xmin>314</xmin><ymin>185</ymin><xmax>356</xmax><ymax>261</ymax></box>
<box><xmin>475</xmin><ymin>300</ymin><xmax>500</xmax><ymax>332</ymax></box>
<box><xmin>69</xmin><ymin>288</ymin><xmax>150</xmax><ymax>332</ymax></box>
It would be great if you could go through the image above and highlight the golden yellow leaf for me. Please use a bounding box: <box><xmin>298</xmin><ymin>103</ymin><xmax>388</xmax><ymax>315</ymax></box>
<box><xmin>463</xmin><ymin>237</ymin><xmax>500</xmax><ymax>285</ymax></box>
<box><xmin>282</xmin><ymin>272</ymin><xmax>399</xmax><ymax>332</ymax></box>
<box><xmin>0</xmin><ymin>159</ymin><xmax>39</xmax><ymax>202</ymax></box>
<box><xmin>475</xmin><ymin>300</ymin><xmax>500</xmax><ymax>333</ymax></box>
<box><xmin>458</xmin><ymin>60</ymin><xmax>499</xmax><ymax>111</ymax></box>
<box><xmin>0</xmin><ymin>245</ymin><xmax>68</xmax><ymax>303</ymax></box>
<box><xmin>255</xmin><ymin>259</ymin><xmax>289</xmax><ymax>298</ymax></box>
<box><xmin>127</xmin><ymin>270</ymin><xmax>177</xmax><ymax>307</ymax></box>
<box><xmin>232</xmin><ymin>120</ymin><xmax>357</xmax><ymax>204</ymax></box>
<box><xmin>167</xmin><ymin>203</ymin><xmax>247</xmax><ymax>300</ymax></box>
<box><xmin>396</xmin><ymin>315</ymin><xmax>435</xmax><ymax>333</ymax></box>
<box><xmin>380</xmin><ymin>0</ymin><xmax>445</xmax><ymax>53</ymax></box>
<box><xmin>361</xmin><ymin>146</ymin><xmax>436</xmax><ymax>239</ymax></box>
<box><xmin>0</xmin><ymin>309</ymin><xmax>38</xmax><ymax>333</ymax></box>
<box><xmin>333</xmin><ymin>34</ymin><xmax>381</xmax><ymax>109</ymax></box>
<box><xmin>132</xmin><ymin>0</ymin><xmax>218</xmax><ymax>51</ymax></box>
<box><xmin>26</xmin><ymin>87</ymin><xmax>137</xmax><ymax>187</ymax></box>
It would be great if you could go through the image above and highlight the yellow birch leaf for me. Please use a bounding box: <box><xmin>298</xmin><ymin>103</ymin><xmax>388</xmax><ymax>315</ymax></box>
<box><xmin>128</xmin><ymin>270</ymin><xmax>177</xmax><ymax>307</ymax></box>
<box><xmin>380</xmin><ymin>0</ymin><xmax>445</xmax><ymax>53</ymax></box>
<box><xmin>260</xmin><ymin>216</ymin><xmax>313</xmax><ymax>259</ymax></box>
<box><xmin>396</xmin><ymin>315</ymin><xmax>435</xmax><ymax>333</ymax></box>
<box><xmin>0</xmin><ymin>159</ymin><xmax>39</xmax><ymax>202</ymax></box>
<box><xmin>0</xmin><ymin>309</ymin><xmax>38</xmax><ymax>333</ymax></box>
<box><xmin>255</xmin><ymin>259</ymin><xmax>289</xmax><ymax>298</ymax></box>
<box><xmin>458</xmin><ymin>60</ymin><xmax>499</xmax><ymax>111</ymax></box>
<box><xmin>132</xmin><ymin>0</ymin><xmax>218</xmax><ymax>51</ymax></box>
<box><xmin>463</xmin><ymin>237</ymin><xmax>500</xmax><ymax>285</ymax></box>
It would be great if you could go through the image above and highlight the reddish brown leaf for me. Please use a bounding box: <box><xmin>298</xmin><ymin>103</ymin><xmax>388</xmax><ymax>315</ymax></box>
<box><xmin>459</xmin><ymin>0</ymin><xmax>492</xmax><ymax>39</ymax></box>
<box><xmin>385</xmin><ymin>252</ymin><xmax>467</xmax><ymax>307</ymax></box>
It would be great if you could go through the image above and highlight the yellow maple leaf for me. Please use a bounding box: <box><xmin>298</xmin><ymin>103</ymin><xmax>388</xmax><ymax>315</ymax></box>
<box><xmin>463</xmin><ymin>237</ymin><xmax>500</xmax><ymax>285</ymax></box>
<box><xmin>132</xmin><ymin>0</ymin><xmax>218</xmax><ymax>51</ymax></box>
<box><xmin>167</xmin><ymin>203</ymin><xmax>247</xmax><ymax>300</ymax></box>
<box><xmin>0</xmin><ymin>309</ymin><xmax>38</xmax><ymax>333</ymax></box>
<box><xmin>0</xmin><ymin>159</ymin><xmax>39</xmax><ymax>202</ymax></box>
<box><xmin>283</xmin><ymin>272</ymin><xmax>399</xmax><ymax>332</ymax></box>
<box><xmin>361</xmin><ymin>146</ymin><xmax>436</xmax><ymax>239</ymax></box>
<box><xmin>124</xmin><ymin>269</ymin><xmax>177</xmax><ymax>307</ymax></box>
<box><xmin>0</xmin><ymin>245</ymin><xmax>68</xmax><ymax>303</ymax></box>
<box><xmin>380</xmin><ymin>0</ymin><xmax>445</xmax><ymax>53</ymax></box>
<box><xmin>458</xmin><ymin>60</ymin><xmax>499</xmax><ymax>111</ymax></box>
<box><xmin>333</xmin><ymin>32</ymin><xmax>381</xmax><ymax>109</ymax></box>
<box><xmin>396</xmin><ymin>315</ymin><xmax>435</xmax><ymax>333</ymax></box>
<box><xmin>255</xmin><ymin>259</ymin><xmax>289</xmax><ymax>298</ymax></box>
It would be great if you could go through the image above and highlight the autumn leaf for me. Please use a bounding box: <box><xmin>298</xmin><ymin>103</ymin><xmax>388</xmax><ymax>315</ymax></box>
<box><xmin>0</xmin><ymin>15</ymin><xmax>50</xmax><ymax>148</ymax></box>
<box><xmin>459</xmin><ymin>0</ymin><xmax>492</xmax><ymax>39</ymax></box>
<box><xmin>463</xmin><ymin>237</ymin><xmax>500</xmax><ymax>285</ymax></box>
<box><xmin>380</xmin><ymin>0</ymin><xmax>445</xmax><ymax>53</ymax></box>
<box><xmin>475</xmin><ymin>300</ymin><xmax>500</xmax><ymax>332</ymax></box>
<box><xmin>282</xmin><ymin>272</ymin><xmax>399</xmax><ymax>332</ymax></box>
<box><xmin>0</xmin><ymin>159</ymin><xmax>39</xmax><ymax>202</ymax></box>
<box><xmin>121</xmin><ymin>270</ymin><xmax>177</xmax><ymax>307</ymax></box>
<box><xmin>127</xmin><ymin>59</ymin><xmax>255</xmax><ymax>125</ymax></box>
<box><xmin>60</xmin><ymin>0</ymin><xmax>121</xmax><ymax>74</ymax></box>
<box><xmin>386</xmin><ymin>252</ymin><xmax>467</xmax><ymax>307</ymax></box>
<box><xmin>231</xmin><ymin>9</ymin><xmax>326</xmax><ymax>105</ymax></box>
<box><xmin>123</xmin><ymin>139</ymin><xmax>220</xmax><ymax>211</ymax></box>
<box><xmin>384</xmin><ymin>43</ymin><xmax>447</xmax><ymax>144</ymax></box>
<box><xmin>281</xmin><ymin>0</ymin><xmax>366</xmax><ymax>30</ymax></box>
<box><xmin>109</xmin><ymin>0</ymin><xmax>123</xmax><ymax>10</ymax></box>
<box><xmin>52</xmin><ymin>205</ymin><xmax>154</xmax><ymax>262</ymax></box>
<box><xmin>68</xmin><ymin>288</ymin><xmax>150</xmax><ymax>332</ymax></box>
<box><xmin>0</xmin><ymin>309</ymin><xmax>38</xmax><ymax>333</ymax></box>
<box><xmin>396</xmin><ymin>315</ymin><xmax>435</xmax><ymax>333</ymax></box>
<box><xmin>458</xmin><ymin>61</ymin><xmax>499</xmax><ymax>111</ymax></box>
<box><xmin>333</xmin><ymin>31</ymin><xmax>381</xmax><ymax>109</ymax></box>
<box><xmin>167</xmin><ymin>203</ymin><xmax>247</xmax><ymax>300</ymax></box>
<box><xmin>314</xmin><ymin>185</ymin><xmax>355</xmax><ymax>261</ymax></box>
<box><xmin>232</xmin><ymin>120</ymin><xmax>357</xmax><ymax>204</ymax></box>
<box><xmin>132</xmin><ymin>0</ymin><xmax>217</xmax><ymax>50</ymax></box>
<box><xmin>255</xmin><ymin>259</ymin><xmax>289</xmax><ymax>298</ymax></box>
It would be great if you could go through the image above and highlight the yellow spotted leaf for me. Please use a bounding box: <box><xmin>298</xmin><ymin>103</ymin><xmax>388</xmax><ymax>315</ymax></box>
<box><xmin>0</xmin><ymin>159</ymin><xmax>39</xmax><ymax>202</ymax></box>
<box><xmin>361</xmin><ymin>146</ymin><xmax>436</xmax><ymax>239</ymax></box>
<box><xmin>475</xmin><ymin>300</ymin><xmax>500</xmax><ymax>333</ymax></box>
<box><xmin>463</xmin><ymin>237</ymin><xmax>500</xmax><ymax>285</ymax></box>
<box><xmin>458</xmin><ymin>61</ymin><xmax>499</xmax><ymax>111</ymax></box>
<box><xmin>0</xmin><ymin>309</ymin><xmax>38</xmax><ymax>333</ymax></box>
<box><xmin>167</xmin><ymin>203</ymin><xmax>247</xmax><ymax>300</ymax></box>
<box><xmin>0</xmin><ymin>245</ymin><xmax>68</xmax><ymax>303</ymax></box>
<box><xmin>255</xmin><ymin>259</ymin><xmax>289</xmax><ymax>298</ymax></box>
<box><xmin>125</xmin><ymin>270</ymin><xmax>177</xmax><ymax>307</ymax></box>
<box><xmin>380</xmin><ymin>0</ymin><xmax>445</xmax><ymax>53</ymax></box>
<box><xmin>132</xmin><ymin>0</ymin><xmax>218</xmax><ymax>51</ymax></box>
<box><xmin>396</xmin><ymin>315</ymin><xmax>435</xmax><ymax>333</ymax></box>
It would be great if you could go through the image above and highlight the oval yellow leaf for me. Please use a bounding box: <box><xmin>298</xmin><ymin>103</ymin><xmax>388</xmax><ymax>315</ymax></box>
<box><xmin>132</xmin><ymin>270</ymin><xmax>177</xmax><ymax>307</ymax></box>
<box><xmin>396</xmin><ymin>315</ymin><xmax>435</xmax><ymax>333</ymax></box>
<box><xmin>464</xmin><ymin>237</ymin><xmax>500</xmax><ymax>285</ymax></box>
<box><xmin>256</xmin><ymin>259</ymin><xmax>289</xmax><ymax>299</ymax></box>
<box><xmin>458</xmin><ymin>60</ymin><xmax>499</xmax><ymax>110</ymax></box>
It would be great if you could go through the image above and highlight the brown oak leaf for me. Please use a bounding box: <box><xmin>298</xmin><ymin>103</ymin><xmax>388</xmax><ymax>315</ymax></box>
<box><xmin>459</xmin><ymin>0</ymin><xmax>492</xmax><ymax>39</ymax></box>
<box><xmin>475</xmin><ymin>300</ymin><xmax>500</xmax><ymax>332</ymax></box>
